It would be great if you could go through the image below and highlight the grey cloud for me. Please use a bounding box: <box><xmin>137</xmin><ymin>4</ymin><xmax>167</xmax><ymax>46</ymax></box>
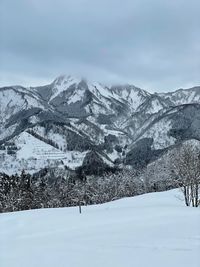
<box><xmin>0</xmin><ymin>0</ymin><xmax>200</xmax><ymax>91</ymax></box>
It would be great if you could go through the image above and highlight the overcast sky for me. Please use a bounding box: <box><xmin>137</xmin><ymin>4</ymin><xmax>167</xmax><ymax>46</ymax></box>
<box><xmin>0</xmin><ymin>0</ymin><xmax>200</xmax><ymax>92</ymax></box>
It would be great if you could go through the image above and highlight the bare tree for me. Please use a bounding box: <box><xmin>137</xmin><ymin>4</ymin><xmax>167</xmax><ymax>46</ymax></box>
<box><xmin>171</xmin><ymin>143</ymin><xmax>200</xmax><ymax>207</ymax></box>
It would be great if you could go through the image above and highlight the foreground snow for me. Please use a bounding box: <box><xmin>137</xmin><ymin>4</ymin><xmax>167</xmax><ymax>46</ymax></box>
<box><xmin>0</xmin><ymin>190</ymin><xmax>199</xmax><ymax>267</ymax></box>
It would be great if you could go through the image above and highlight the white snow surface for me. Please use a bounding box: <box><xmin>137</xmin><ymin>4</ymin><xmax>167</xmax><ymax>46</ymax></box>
<box><xmin>0</xmin><ymin>189</ymin><xmax>199</xmax><ymax>267</ymax></box>
<box><xmin>0</xmin><ymin>132</ymin><xmax>87</xmax><ymax>175</ymax></box>
<box><xmin>16</xmin><ymin>132</ymin><xmax>66</xmax><ymax>160</ymax></box>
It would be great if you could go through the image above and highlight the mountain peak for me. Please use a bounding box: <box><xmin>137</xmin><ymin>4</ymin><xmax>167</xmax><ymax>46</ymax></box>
<box><xmin>53</xmin><ymin>75</ymin><xmax>82</xmax><ymax>86</ymax></box>
<box><xmin>49</xmin><ymin>75</ymin><xmax>86</xmax><ymax>101</ymax></box>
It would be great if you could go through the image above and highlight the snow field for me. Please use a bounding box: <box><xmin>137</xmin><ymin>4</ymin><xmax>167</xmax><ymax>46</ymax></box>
<box><xmin>0</xmin><ymin>189</ymin><xmax>199</xmax><ymax>267</ymax></box>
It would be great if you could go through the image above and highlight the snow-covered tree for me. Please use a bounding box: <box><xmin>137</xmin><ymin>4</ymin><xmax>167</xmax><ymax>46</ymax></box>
<box><xmin>171</xmin><ymin>143</ymin><xmax>200</xmax><ymax>207</ymax></box>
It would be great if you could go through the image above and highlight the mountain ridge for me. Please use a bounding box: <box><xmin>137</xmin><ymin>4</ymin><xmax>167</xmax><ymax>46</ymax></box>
<box><xmin>0</xmin><ymin>75</ymin><xmax>200</xmax><ymax>175</ymax></box>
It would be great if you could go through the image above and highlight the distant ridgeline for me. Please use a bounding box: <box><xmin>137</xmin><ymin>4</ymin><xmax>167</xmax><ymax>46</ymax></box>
<box><xmin>0</xmin><ymin>75</ymin><xmax>200</xmax><ymax>175</ymax></box>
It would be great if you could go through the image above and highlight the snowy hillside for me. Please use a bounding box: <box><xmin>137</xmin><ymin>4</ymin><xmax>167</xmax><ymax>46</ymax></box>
<box><xmin>0</xmin><ymin>189</ymin><xmax>199</xmax><ymax>267</ymax></box>
<box><xmin>160</xmin><ymin>86</ymin><xmax>200</xmax><ymax>105</ymax></box>
<box><xmin>0</xmin><ymin>132</ymin><xmax>87</xmax><ymax>175</ymax></box>
<box><xmin>1</xmin><ymin>75</ymin><xmax>200</xmax><ymax>174</ymax></box>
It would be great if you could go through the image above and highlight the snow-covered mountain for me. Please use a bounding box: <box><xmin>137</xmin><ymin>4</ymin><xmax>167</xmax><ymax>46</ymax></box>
<box><xmin>1</xmin><ymin>75</ymin><xmax>200</xmax><ymax>174</ymax></box>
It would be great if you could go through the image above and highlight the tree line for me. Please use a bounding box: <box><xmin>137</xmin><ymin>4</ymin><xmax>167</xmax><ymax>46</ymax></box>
<box><xmin>0</xmin><ymin>142</ymin><xmax>199</xmax><ymax>213</ymax></box>
<box><xmin>0</xmin><ymin>168</ymin><xmax>175</xmax><ymax>213</ymax></box>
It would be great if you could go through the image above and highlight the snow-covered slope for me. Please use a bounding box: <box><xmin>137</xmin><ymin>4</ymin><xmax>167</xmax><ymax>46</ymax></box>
<box><xmin>0</xmin><ymin>132</ymin><xmax>88</xmax><ymax>175</ymax></box>
<box><xmin>160</xmin><ymin>86</ymin><xmax>200</xmax><ymax>105</ymax></box>
<box><xmin>1</xmin><ymin>75</ymin><xmax>200</xmax><ymax>174</ymax></box>
<box><xmin>0</xmin><ymin>189</ymin><xmax>199</xmax><ymax>267</ymax></box>
<box><xmin>0</xmin><ymin>87</ymin><xmax>44</xmax><ymax>141</ymax></box>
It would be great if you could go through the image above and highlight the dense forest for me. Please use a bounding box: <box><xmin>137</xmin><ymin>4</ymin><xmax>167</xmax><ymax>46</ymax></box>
<box><xmin>0</xmin><ymin>168</ymin><xmax>175</xmax><ymax>213</ymax></box>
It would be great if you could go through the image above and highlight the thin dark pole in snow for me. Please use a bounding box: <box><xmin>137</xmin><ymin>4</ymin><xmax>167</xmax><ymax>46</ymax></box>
<box><xmin>79</xmin><ymin>201</ymin><xmax>82</xmax><ymax>214</ymax></box>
